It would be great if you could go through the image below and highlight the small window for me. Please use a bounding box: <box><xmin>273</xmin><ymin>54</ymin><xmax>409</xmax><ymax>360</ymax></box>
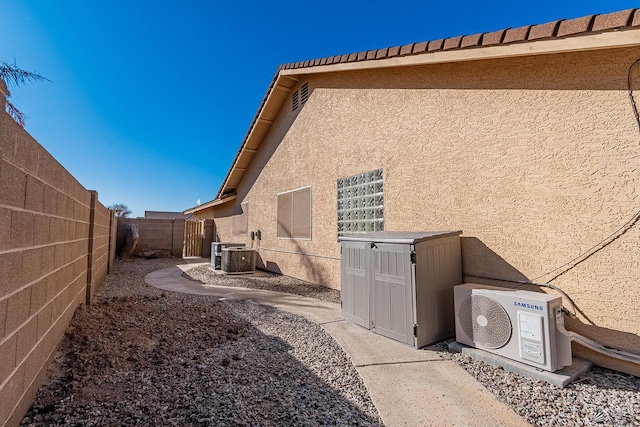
<box><xmin>337</xmin><ymin>169</ymin><xmax>383</xmax><ymax>237</ymax></box>
<box><xmin>232</xmin><ymin>202</ymin><xmax>249</xmax><ymax>236</ymax></box>
<box><xmin>277</xmin><ymin>186</ymin><xmax>311</xmax><ymax>239</ymax></box>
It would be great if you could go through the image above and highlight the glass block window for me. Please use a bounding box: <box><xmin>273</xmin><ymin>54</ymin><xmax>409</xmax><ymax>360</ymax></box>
<box><xmin>337</xmin><ymin>169</ymin><xmax>383</xmax><ymax>237</ymax></box>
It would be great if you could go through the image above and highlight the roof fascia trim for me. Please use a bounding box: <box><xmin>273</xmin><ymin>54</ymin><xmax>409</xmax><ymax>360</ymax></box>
<box><xmin>213</xmin><ymin>27</ymin><xmax>640</xmax><ymax>201</ymax></box>
<box><xmin>184</xmin><ymin>194</ymin><xmax>237</xmax><ymax>214</ymax></box>
<box><xmin>215</xmin><ymin>74</ymin><xmax>298</xmax><ymax>199</ymax></box>
<box><xmin>281</xmin><ymin>28</ymin><xmax>640</xmax><ymax>76</ymax></box>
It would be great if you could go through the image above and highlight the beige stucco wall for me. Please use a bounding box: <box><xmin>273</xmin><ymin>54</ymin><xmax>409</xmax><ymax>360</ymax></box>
<box><xmin>213</xmin><ymin>45</ymin><xmax>640</xmax><ymax>375</ymax></box>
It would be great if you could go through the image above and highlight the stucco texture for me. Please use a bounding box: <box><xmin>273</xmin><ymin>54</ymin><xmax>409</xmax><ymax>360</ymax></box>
<box><xmin>213</xmin><ymin>46</ymin><xmax>640</xmax><ymax>375</ymax></box>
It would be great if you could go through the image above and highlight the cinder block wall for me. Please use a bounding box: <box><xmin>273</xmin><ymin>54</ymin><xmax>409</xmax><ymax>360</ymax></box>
<box><xmin>0</xmin><ymin>84</ymin><xmax>116</xmax><ymax>425</ymax></box>
<box><xmin>117</xmin><ymin>218</ymin><xmax>185</xmax><ymax>258</ymax></box>
<box><xmin>86</xmin><ymin>192</ymin><xmax>115</xmax><ymax>305</ymax></box>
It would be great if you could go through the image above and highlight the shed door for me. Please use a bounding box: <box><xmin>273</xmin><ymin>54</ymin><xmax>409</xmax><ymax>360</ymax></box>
<box><xmin>341</xmin><ymin>241</ymin><xmax>370</xmax><ymax>329</ymax></box>
<box><xmin>371</xmin><ymin>243</ymin><xmax>415</xmax><ymax>345</ymax></box>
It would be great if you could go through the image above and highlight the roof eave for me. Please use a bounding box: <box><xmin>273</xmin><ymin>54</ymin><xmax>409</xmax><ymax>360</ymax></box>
<box><xmin>183</xmin><ymin>194</ymin><xmax>237</xmax><ymax>215</ymax></box>
<box><xmin>281</xmin><ymin>27</ymin><xmax>640</xmax><ymax>76</ymax></box>
<box><xmin>214</xmin><ymin>17</ymin><xmax>640</xmax><ymax>201</ymax></box>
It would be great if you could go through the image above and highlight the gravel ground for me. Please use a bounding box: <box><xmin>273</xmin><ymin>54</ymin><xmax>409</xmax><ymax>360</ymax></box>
<box><xmin>21</xmin><ymin>258</ymin><xmax>381</xmax><ymax>426</ymax></box>
<box><xmin>182</xmin><ymin>265</ymin><xmax>341</xmax><ymax>304</ymax></box>
<box><xmin>184</xmin><ymin>264</ymin><xmax>640</xmax><ymax>427</ymax></box>
<box><xmin>432</xmin><ymin>342</ymin><xmax>640</xmax><ymax>427</ymax></box>
<box><xmin>22</xmin><ymin>258</ymin><xmax>640</xmax><ymax>427</ymax></box>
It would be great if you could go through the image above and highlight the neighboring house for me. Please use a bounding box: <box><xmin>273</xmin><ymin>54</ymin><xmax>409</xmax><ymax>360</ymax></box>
<box><xmin>185</xmin><ymin>9</ymin><xmax>640</xmax><ymax>375</ymax></box>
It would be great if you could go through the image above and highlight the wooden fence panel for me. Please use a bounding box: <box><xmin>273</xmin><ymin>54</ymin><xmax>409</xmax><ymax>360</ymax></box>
<box><xmin>184</xmin><ymin>221</ymin><xmax>203</xmax><ymax>257</ymax></box>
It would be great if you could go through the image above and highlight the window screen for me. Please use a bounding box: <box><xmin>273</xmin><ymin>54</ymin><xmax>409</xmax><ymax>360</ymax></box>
<box><xmin>337</xmin><ymin>169</ymin><xmax>383</xmax><ymax>237</ymax></box>
<box><xmin>232</xmin><ymin>202</ymin><xmax>249</xmax><ymax>236</ymax></box>
<box><xmin>277</xmin><ymin>186</ymin><xmax>311</xmax><ymax>239</ymax></box>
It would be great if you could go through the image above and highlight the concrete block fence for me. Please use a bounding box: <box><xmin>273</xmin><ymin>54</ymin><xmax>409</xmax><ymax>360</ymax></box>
<box><xmin>116</xmin><ymin>217</ymin><xmax>186</xmax><ymax>258</ymax></box>
<box><xmin>0</xmin><ymin>83</ymin><xmax>117</xmax><ymax>425</ymax></box>
<box><xmin>116</xmin><ymin>217</ymin><xmax>214</xmax><ymax>259</ymax></box>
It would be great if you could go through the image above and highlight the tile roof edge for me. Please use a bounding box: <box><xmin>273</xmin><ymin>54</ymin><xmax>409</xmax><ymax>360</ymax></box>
<box><xmin>280</xmin><ymin>8</ymin><xmax>639</xmax><ymax>70</ymax></box>
<box><xmin>212</xmin><ymin>8</ymin><xmax>640</xmax><ymax>201</ymax></box>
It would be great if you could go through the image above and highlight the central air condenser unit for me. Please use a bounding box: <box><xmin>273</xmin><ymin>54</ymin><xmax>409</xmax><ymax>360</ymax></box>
<box><xmin>211</xmin><ymin>242</ymin><xmax>245</xmax><ymax>270</ymax></box>
<box><xmin>221</xmin><ymin>248</ymin><xmax>256</xmax><ymax>274</ymax></box>
<box><xmin>454</xmin><ymin>283</ymin><xmax>572</xmax><ymax>372</ymax></box>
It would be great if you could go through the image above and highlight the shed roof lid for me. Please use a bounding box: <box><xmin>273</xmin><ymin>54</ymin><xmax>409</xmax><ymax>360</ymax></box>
<box><xmin>338</xmin><ymin>231</ymin><xmax>462</xmax><ymax>244</ymax></box>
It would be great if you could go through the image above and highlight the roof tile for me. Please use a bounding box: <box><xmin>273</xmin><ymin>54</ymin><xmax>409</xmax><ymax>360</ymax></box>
<box><xmin>320</xmin><ymin>57</ymin><xmax>328</xmax><ymax>65</ymax></box>
<box><xmin>592</xmin><ymin>8</ymin><xmax>635</xmax><ymax>31</ymax></box>
<box><xmin>340</xmin><ymin>54</ymin><xmax>349</xmax><ymax>63</ymax></box>
<box><xmin>347</xmin><ymin>53</ymin><xmax>357</xmax><ymax>61</ymax></box>
<box><xmin>482</xmin><ymin>29</ymin><xmax>507</xmax><ymax>46</ymax></box>
<box><xmin>356</xmin><ymin>51</ymin><xmax>367</xmax><ymax>61</ymax></box>
<box><xmin>366</xmin><ymin>50</ymin><xmax>377</xmax><ymax>60</ymax></box>
<box><xmin>528</xmin><ymin>20</ymin><xmax>561</xmax><ymax>40</ymax></box>
<box><xmin>376</xmin><ymin>48</ymin><xmax>389</xmax><ymax>59</ymax></box>
<box><xmin>388</xmin><ymin>46</ymin><xmax>401</xmax><ymax>57</ymax></box>
<box><xmin>414</xmin><ymin>41</ymin><xmax>429</xmax><ymax>53</ymax></box>
<box><xmin>443</xmin><ymin>35</ymin><xmax>463</xmax><ymax>50</ymax></box>
<box><xmin>557</xmin><ymin>15</ymin><xmax>595</xmax><ymax>37</ymax></box>
<box><xmin>461</xmin><ymin>33</ymin><xmax>483</xmax><ymax>48</ymax></box>
<box><xmin>427</xmin><ymin>39</ymin><xmax>443</xmax><ymax>52</ymax></box>
<box><xmin>503</xmin><ymin>25</ymin><xmax>532</xmax><ymax>43</ymax></box>
<box><xmin>399</xmin><ymin>43</ymin><xmax>414</xmax><ymax>56</ymax></box>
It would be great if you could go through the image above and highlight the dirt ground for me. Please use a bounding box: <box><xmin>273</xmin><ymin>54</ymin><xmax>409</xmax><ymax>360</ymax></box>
<box><xmin>20</xmin><ymin>258</ymin><xmax>381</xmax><ymax>426</ymax></box>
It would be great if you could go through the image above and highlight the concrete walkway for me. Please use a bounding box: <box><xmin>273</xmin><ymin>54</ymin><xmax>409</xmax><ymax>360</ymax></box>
<box><xmin>146</xmin><ymin>261</ymin><xmax>531</xmax><ymax>427</ymax></box>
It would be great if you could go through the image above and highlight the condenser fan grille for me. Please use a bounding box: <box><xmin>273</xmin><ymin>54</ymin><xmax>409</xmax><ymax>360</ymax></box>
<box><xmin>459</xmin><ymin>294</ymin><xmax>512</xmax><ymax>349</ymax></box>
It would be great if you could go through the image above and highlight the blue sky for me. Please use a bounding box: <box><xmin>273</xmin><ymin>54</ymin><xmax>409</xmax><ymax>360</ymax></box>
<box><xmin>0</xmin><ymin>1</ymin><xmax>636</xmax><ymax>217</ymax></box>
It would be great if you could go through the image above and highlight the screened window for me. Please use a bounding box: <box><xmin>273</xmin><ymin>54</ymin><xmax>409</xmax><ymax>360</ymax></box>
<box><xmin>232</xmin><ymin>202</ymin><xmax>249</xmax><ymax>236</ymax></box>
<box><xmin>337</xmin><ymin>169</ymin><xmax>383</xmax><ymax>237</ymax></box>
<box><xmin>277</xmin><ymin>186</ymin><xmax>311</xmax><ymax>239</ymax></box>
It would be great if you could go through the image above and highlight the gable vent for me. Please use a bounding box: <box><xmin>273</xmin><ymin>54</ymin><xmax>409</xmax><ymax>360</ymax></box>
<box><xmin>301</xmin><ymin>82</ymin><xmax>309</xmax><ymax>105</ymax></box>
<box><xmin>292</xmin><ymin>90</ymin><xmax>299</xmax><ymax>111</ymax></box>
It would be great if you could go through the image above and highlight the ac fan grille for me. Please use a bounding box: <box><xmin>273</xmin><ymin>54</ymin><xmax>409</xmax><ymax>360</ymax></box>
<box><xmin>459</xmin><ymin>294</ymin><xmax>512</xmax><ymax>349</ymax></box>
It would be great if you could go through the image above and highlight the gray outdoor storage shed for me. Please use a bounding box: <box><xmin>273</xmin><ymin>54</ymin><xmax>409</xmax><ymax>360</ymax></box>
<box><xmin>339</xmin><ymin>231</ymin><xmax>462</xmax><ymax>348</ymax></box>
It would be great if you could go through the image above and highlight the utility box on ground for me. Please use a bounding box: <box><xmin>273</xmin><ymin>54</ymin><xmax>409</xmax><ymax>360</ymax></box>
<box><xmin>211</xmin><ymin>242</ymin><xmax>245</xmax><ymax>270</ymax></box>
<box><xmin>221</xmin><ymin>248</ymin><xmax>256</xmax><ymax>274</ymax></box>
<box><xmin>339</xmin><ymin>231</ymin><xmax>462</xmax><ymax>348</ymax></box>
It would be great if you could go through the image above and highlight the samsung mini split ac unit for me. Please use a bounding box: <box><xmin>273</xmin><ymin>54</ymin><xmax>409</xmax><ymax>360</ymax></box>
<box><xmin>454</xmin><ymin>283</ymin><xmax>573</xmax><ymax>372</ymax></box>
